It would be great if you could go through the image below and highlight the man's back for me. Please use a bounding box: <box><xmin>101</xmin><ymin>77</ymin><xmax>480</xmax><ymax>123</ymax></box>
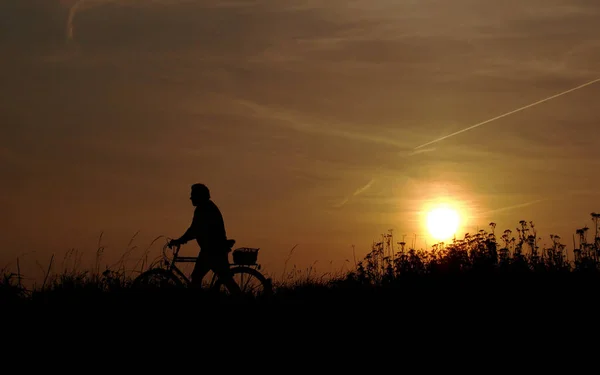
<box><xmin>192</xmin><ymin>199</ymin><xmax>227</xmax><ymax>250</ymax></box>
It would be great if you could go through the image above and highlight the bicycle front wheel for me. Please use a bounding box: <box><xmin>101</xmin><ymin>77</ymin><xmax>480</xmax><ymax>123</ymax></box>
<box><xmin>213</xmin><ymin>267</ymin><xmax>272</xmax><ymax>297</ymax></box>
<box><xmin>132</xmin><ymin>268</ymin><xmax>183</xmax><ymax>289</ymax></box>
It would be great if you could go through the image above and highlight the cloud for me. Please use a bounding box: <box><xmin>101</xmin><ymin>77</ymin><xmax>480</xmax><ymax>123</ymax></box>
<box><xmin>57</xmin><ymin>0</ymin><xmax>343</xmax><ymax>52</ymax></box>
<box><xmin>65</xmin><ymin>0</ymin><xmax>116</xmax><ymax>42</ymax></box>
<box><xmin>478</xmin><ymin>199</ymin><xmax>545</xmax><ymax>216</ymax></box>
<box><xmin>234</xmin><ymin>99</ymin><xmax>411</xmax><ymax>149</ymax></box>
<box><xmin>64</xmin><ymin>0</ymin><xmax>259</xmax><ymax>42</ymax></box>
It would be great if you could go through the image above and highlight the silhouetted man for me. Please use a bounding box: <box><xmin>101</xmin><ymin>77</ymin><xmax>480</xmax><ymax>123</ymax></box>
<box><xmin>168</xmin><ymin>183</ymin><xmax>241</xmax><ymax>295</ymax></box>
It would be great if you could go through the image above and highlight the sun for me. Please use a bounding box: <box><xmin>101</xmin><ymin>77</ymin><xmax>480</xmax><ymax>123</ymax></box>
<box><xmin>426</xmin><ymin>206</ymin><xmax>460</xmax><ymax>242</ymax></box>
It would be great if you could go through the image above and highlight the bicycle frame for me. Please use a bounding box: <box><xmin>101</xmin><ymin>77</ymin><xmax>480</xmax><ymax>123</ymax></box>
<box><xmin>160</xmin><ymin>244</ymin><xmax>207</xmax><ymax>286</ymax></box>
<box><xmin>161</xmin><ymin>243</ymin><xmax>261</xmax><ymax>288</ymax></box>
<box><xmin>132</xmin><ymin>241</ymin><xmax>272</xmax><ymax>296</ymax></box>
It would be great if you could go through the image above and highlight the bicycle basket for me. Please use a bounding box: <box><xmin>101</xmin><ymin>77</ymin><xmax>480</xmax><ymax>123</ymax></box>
<box><xmin>232</xmin><ymin>247</ymin><xmax>259</xmax><ymax>265</ymax></box>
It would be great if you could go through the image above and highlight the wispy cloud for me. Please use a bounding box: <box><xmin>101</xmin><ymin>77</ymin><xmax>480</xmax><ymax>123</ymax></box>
<box><xmin>63</xmin><ymin>0</ymin><xmax>255</xmax><ymax>43</ymax></box>
<box><xmin>65</xmin><ymin>0</ymin><xmax>121</xmax><ymax>42</ymax></box>
<box><xmin>478</xmin><ymin>199</ymin><xmax>545</xmax><ymax>216</ymax></box>
<box><xmin>234</xmin><ymin>99</ymin><xmax>411</xmax><ymax>149</ymax></box>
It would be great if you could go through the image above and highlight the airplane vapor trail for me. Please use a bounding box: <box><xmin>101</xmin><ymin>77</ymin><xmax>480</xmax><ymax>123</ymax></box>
<box><xmin>334</xmin><ymin>77</ymin><xmax>600</xmax><ymax>208</ymax></box>
<box><xmin>333</xmin><ymin>178</ymin><xmax>375</xmax><ymax>208</ymax></box>
<box><xmin>414</xmin><ymin>78</ymin><xmax>600</xmax><ymax>150</ymax></box>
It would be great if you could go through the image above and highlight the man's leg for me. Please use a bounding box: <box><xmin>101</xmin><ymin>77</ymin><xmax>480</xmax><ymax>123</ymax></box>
<box><xmin>210</xmin><ymin>252</ymin><xmax>242</xmax><ymax>295</ymax></box>
<box><xmin>190</xmin><ymin>252</ymin><xmax>211</xmax><ymax>288</ymax></box>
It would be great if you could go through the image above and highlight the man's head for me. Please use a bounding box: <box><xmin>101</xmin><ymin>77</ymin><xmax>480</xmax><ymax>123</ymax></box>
<box><xmin>190</xmin><ymin>183</ymin><xmax>210</xmax><ymax>206</ymax></box>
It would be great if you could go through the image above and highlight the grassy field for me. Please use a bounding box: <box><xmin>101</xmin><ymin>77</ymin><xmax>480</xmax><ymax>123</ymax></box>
<box><xmin>3</xmin><ymin>213</ymin><xmax>600</xmax><ymax>314</ymax></box>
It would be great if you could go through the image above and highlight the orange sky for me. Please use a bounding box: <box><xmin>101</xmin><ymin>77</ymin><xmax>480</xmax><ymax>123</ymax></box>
<box><xmin>1</xmin><ymin>0</ymin><xmax>599</xmax><ymax>283</ymax></box>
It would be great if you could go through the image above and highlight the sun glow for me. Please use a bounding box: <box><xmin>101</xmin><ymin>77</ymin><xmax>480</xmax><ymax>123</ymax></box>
<box><xmin>426</xmin><ymin>205</ymin><xmax>460</xmax><ymax>242</ymax></box>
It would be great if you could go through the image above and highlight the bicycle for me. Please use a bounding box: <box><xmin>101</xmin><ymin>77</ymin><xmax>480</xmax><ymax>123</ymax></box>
<box><xmin>132</xmin><ymin>239</ymin><xmax>272</xmax><ymax>297</ymax></box>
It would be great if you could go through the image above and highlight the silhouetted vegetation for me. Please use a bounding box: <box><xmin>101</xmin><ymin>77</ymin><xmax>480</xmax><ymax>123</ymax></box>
<box><xmin>3</xmin><ymin>212</ymin><xmax>600</xmax><ymax>308</ymax></box>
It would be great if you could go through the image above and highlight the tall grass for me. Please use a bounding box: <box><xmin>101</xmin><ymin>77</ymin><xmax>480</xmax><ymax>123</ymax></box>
<box><xmin>3</xmin><ymin>212</ymin><xmax>600</xmax><ymax>305</ymax></box>
<box><xmin>347</xmin><ymin>214</ymin><xmax>600</xmax><ymax>286</ymax></box>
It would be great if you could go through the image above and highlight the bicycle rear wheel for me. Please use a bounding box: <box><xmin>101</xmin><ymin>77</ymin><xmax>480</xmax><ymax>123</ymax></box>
<box><xmin>132</xmin><ymin>268</ymin><xmax>183</xmax><ymax>289</ymax></box>
<box><xmin>213</xmin><ymin>267</ymin><xmax>272</xmax><ymax>297</ymax></box>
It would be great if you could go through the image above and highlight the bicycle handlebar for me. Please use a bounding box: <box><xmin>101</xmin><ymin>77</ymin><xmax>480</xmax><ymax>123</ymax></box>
<box><xmin>163</xmin><ymin>241</ymin><xmax>181</xmax><ymax>259</ymax></box>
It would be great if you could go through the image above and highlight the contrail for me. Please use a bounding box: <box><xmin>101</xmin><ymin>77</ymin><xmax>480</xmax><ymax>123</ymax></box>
<box><xmin>333</xmin><ymin>178</ymin><xmax>375</xmax><ymax>208</ymax></box>
<box><xmin>335</xmin><ymin>77</ymin><xmax>600</xmax><ymax>208</ymax></box>
<box><xmin>414</xmin><ymin>77</ymin><xmax>600</xmax><ymax>150</ymax></box>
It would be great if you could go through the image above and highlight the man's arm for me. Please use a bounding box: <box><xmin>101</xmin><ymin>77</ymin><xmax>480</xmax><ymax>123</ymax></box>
<box><xmin>174</xmin><ymin>209</ymin><xmax>200</xmax><ymax>245</ymax></box>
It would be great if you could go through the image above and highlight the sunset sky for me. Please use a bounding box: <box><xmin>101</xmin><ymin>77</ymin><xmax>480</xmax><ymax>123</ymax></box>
<box><xmin>2</xmin><ymin>0</ymin><xmax>599</xmax><ymax>281</ymax></box>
